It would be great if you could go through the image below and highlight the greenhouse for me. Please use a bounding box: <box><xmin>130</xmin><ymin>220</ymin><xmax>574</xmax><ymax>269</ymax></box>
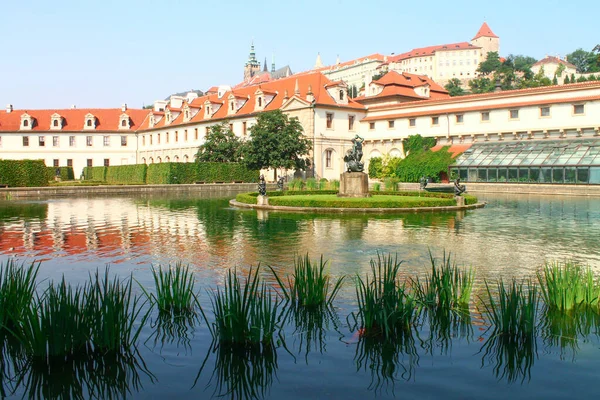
<box><xmin>450</xmin><ymin>139</ymin><xmax>600</xmax><ymax>184</ymax></box>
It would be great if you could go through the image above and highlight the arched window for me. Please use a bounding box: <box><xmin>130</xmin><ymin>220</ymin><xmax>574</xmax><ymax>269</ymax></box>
<box><xmin>149</xmin><ymin>157</ymin><xmax>154</xmax><ymax>164</ymax></box>
<box><xmin>183</xmin><ymin>154</ymin><xmax>189</xmax><ymax>163</ymax></box>
<box><xmin>258</xmin><ymin>97</ymin><xmax>262</xmax><ymax>107</ymax></box>
<box><xmin>141</xmin><ymin>157</ymin><xmax>146</xmax><ymax>164</ymax></box>
<box><xmin>53</xmin><ymin>120</ymin><xmax>59</xmax><ymax>127</ymax></box>
<box><xmin>87</xmin><ymin>119</ymin><xmax>92</xmax><ymax>127</ymax></box>
<box><xmin>121</xmin><ymin>119</ymin><xmax>127</xmax><ymax>127</ymax></box>
<box><xmin>339</xmin><ymin>90</ymin><xmax>344</xmax><ymax>100</ymax></box>
<box><xmin>23</xmin><ymin>120</ymin><xmax>29</xmax><ymax>127</ymax></box>
<box><xmin>157</xmin><ymin>156</ymin><xmax>162</xmax><ymax>163</ymax></box>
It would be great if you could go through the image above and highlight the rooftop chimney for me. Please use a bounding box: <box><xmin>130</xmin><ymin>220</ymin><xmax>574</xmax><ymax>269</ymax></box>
<box><xmin>121</xmin><ymin>103</ymin><xmax>127</xmax><ymax>112</ymax></box>
<box><xmin>6</xmin><ymin>104</ymin><xmax>13</xmax><ymax>113</ymax></box>
<box><xmin>71</xmin><ymin>105</ymin><xmax>76</xmax><ymax>109</ymax></box>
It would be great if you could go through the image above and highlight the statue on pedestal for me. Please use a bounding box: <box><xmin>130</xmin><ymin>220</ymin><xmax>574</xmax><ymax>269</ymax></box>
<box><xmin>258</xmin><ymin>174</ymin><xmax>267</xmax><ymax>196</ymax></box>
<box><xmin>344</xmin><ymin>135</ymin><xmax>365</xmax><ymax>172</ymax></box>
<box><xmin>454</xmin><ymin>178</ymin><xmax>466</xmax><ymax>196</ymax></box>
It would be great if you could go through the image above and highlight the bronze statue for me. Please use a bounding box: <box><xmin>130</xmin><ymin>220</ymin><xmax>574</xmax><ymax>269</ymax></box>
<box><xmin>258</xmin><ymin>174</ymin><xmax>267</xmax><ymax>196</ymax></box>
<box><xmin>277</xmin><ymin>176</ymin><xmax>284</xmax><ymax>191</ymax></box>
<box><xmin>344</xmin><ymin>135</ymin><xmax>365</xmax><ymax>172</ymax></box>
<box><xmin>454</xmin><ymin>178</ymin><xmax>466</xmax><ymax>196</ymax></box>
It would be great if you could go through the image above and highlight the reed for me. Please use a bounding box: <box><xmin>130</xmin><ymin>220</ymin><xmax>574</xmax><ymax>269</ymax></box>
<box><xmin>207</xmin><ymin>267</ymin><xmax>284</xmax><ymax>345</ymax></box>
<box><xmin>481</xmin><ymin>279</ymin><xmax>538</xmax><ymax>337</ymax></box>
<box><xmin>0</xmin><ymin>260</ymin><xmax>40</xmax><ymax>335</ymax></box>
<box><xmin>143</xmin><ymin>263</ymin><xmax>200</xmax><ymax>316</ymax></box>
<box><xmin>330</xmin><ymin>179</ymin><xmax>340</xmax><ymax>190</ymax></box>
<box><xmin>305</xmin><ymin>178</ymin><xmax>317</xmax><ymax>190</ymax></box>
<box><xmin>351</xmin><ymin>253</ymin><xmax>416</xmax><ymax>338</ymax></box>
<box><xmin>288</xmin><ymin>178</ymin><xmax>304</xmax><ymax>191</ymax></box>
<box><xmin>411</xmin><ymin>251</ymin><xmax>474</xmax><ymax>310</ymax></box>
<box><xmin>270</xmin><ymin>254</ymin><xmax>344</xmax><ymax>309</ymax></box>
<box><xmin>537</xmin><ymin>261</ymin><xmax>600</xmax><ymax>311</ymax></box>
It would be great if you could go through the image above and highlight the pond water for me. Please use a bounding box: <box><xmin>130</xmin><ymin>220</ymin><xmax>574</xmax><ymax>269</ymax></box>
<box><xmin>1</xmin><ymin>192</ymin><xmax>599</xmax><ymax>399</ymax></box>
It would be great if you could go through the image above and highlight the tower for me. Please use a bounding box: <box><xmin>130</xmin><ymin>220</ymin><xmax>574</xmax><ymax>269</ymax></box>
<box><xmin>271</xmin><ymin>54</ymin><xmax>275</xmax><ymax>73</ymax></box>
<box><xmin>244</xmin><ymin>42</ymin><xmax>261</xmax><ymax>81</ymax></box>
<box><xmin>470</xmin><ymin>22</ymin><xmax>500</xmax><ymax>62</ymax></box>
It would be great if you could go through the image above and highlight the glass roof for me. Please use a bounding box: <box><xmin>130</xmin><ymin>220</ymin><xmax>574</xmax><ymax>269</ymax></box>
<box><xmin>453</xmin><ymin>139</ymin><xmax>600</xmax><ymax>168</ymax></box>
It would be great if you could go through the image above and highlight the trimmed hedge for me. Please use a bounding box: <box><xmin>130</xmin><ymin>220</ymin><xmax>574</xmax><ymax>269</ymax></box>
<box><xmin>83</xmin><ymin>166</ymin><xmax>107</xmax><ymax>182</ymax></box>
<box><xmin>0</xmin><ymin>160</ymin><xmax>48</xmax><ymax>187</ymax></box>
<box><xmin>105</xmin><ymin>164</ymin><xmax>147</xmax><ymax>185</ymax></box>
<box><xmin>45</xmin><ymin>167</ymin><xmax>75</xmax><ymax>182</ymax></box>
<box><xmin>147</xmin><ymin>163</ymin><xmax>197</xmax><ymax>184</ymax></box>
<box><xmin>268</xmin><ymin>195</ymin><xmax>456</xmax><ymax>208</ymax></box>
<box><xmin>196</xmin><ymin>162</ymin><xmax>259</xmax><ymax>183</ymax></box>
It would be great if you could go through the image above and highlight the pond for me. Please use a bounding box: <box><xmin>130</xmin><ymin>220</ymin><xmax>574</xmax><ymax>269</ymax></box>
<box><xmin>1</xmin><ymin>192</ymin><xmax>599</xmax><ymax>399</ymax></box>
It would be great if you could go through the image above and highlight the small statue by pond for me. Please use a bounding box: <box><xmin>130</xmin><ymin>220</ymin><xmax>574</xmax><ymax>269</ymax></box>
<box><xmin>419</xmin><ymin>176</ymin><xmax>428</xmax><ymax>190</ymax></box>
<box><xmin>344</xmin><ymin>134</ymin><xmax>365</xmax><ymax>172</ymax></box>
<box><xmin>454</xmin><ymin>178</ymin><xmax>466</xmax><ymax>196</ymax></box>
<box><xmin>277</xmin><ymin>176</ymin><xmax>285</xmax><ymax>191</ymax></box>
<box><xmin>258</xmin><ymin>174</ymin><xmax>267</xmax><ymax>196</ymax></box>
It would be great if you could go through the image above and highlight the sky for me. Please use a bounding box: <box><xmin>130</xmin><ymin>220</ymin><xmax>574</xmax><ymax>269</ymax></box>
<box><xmin>1</xmin><ymin>0</ymin><xmax>598</xmax><ymax>109</ymax></box>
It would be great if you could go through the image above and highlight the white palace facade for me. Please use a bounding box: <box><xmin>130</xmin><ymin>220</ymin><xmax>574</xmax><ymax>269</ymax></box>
<box><xmin>1</xmin><ymin>70</ymin><xmax>600</xmax><ymax>182</ymax></box>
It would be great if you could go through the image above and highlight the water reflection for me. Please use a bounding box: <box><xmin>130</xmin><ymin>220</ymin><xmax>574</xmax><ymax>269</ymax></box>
<box><xmin>416</xmin><ymin>306</ymin><xmax>473</xmax><ymax>356</ymax></box>
<box><xmin>540</xmin><ymin>307</ymin><xmax>600</xmax><ymax>361</ymax></box>
<box><xmin>479</xmin><ymin>332</ymin><xmax>537</xmax><ymax>384</ymax></box>
<box><xmin>147</xmin><ymin>312</ymin><xmax>198</xmax><ymax>352</ymax></box>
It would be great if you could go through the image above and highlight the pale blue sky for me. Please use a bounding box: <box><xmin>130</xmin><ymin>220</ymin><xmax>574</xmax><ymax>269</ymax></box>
<box><xmin>1</xmin><ymin>0</ymin><xmax>597</xmax><ymax>109</ymax></box>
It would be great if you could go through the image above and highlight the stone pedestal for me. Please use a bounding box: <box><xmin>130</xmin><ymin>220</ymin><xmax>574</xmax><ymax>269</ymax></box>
<box><xmin>455</xmin><ymin>195</ymin><xmax>465</xmax><ymax>206</ymax></box>
<box><xmin>257</xmin><ymin>195</ymin><xmax>269</xmax><ymax>206</ymax></box>
<box><xmin>338</xmin><ymin>172</ymin><xmax>370</xmax><ymax>197</ymax></box>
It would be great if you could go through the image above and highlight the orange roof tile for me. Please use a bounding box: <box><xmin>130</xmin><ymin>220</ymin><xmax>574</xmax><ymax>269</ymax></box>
<box><xmin>533</xmin><ymin>56</ymin><xmax>577</xmax><ymax>70</ymax></box>
<box><xmin>431</xmin><ymin>143</ymin><xmax>472</xmax><ymax>157</ymax></box>
<box><xmin>389</xmin><ymin>42</ymin><xmax>479</xmax><ymax>63</ymax></box>
<box><xmin>472</xmin><ymin>22</ymin><xmax>498</xmax><ymax>40</ymax></box>
<box><xmin>354</xmin><ymin>71</ymin><xmax>449</xmax><ymax>103</ymax></box>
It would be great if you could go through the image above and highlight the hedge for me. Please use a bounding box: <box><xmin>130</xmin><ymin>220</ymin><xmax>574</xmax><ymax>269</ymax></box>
<box><xmin>268</xmin><ymin>195</ymin><xmax>456</xmax><ymax>208</ymax></box>
<box><xmin>83</xmin><ymin>166</ymin><xmax>107</xmax><ymax>182</ymax></box>
<box><xmin>146</xmin><ymin>163</ymin><xmax>196</xmax><ymax>184</ymax></box>
<box><xmin>45</xmin><ymin>167</ymin><xmax>75</xmax><ymax>182</ymax></box>
<box><xmin>0</xmin><ymin>160</ymin><xmax>48</xmax><ymax>187</ymax></box>
<box><xmin>196</xmin><ymin>162</ymin><xmax>259</xmax><ymax>183</ymax></box>
<box><xmin>105</xmin><ymin>164</ymin><xmax>147</xmax><ymax>185</ymax></box>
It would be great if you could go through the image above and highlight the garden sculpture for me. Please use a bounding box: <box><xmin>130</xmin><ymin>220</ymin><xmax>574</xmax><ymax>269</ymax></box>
<box><xmin>258</xmin><ymin>174</ymin><xmax>267</xmax><ymax>196</ymax></box>
<box><xmin>344</xmin><ymin>135</ymin><xmax>365</xmax><ymax>172</ymax></box>
<box><xmin>419</xmin><ymin>176</ymin><xmax>428</xmax><ymax>190</ymax></box>
<box><xmin>277</xmin><ymin>176</ymin><xmax>284</xmax><ymax>191</ymax></box>
<box><xmin>454</xmin><ymin>178</ymin><xmax>466</xmax><ymax>196</ymax></box>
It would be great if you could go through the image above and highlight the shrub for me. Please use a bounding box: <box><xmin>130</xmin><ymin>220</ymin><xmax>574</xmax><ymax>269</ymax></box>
<box><xmin>383</xmin><ymin>177</ymin><xmax>400</xmax><ymax>191</ymax></box>
<box><xmin>0</xmin><ymin>159</ymin><xmax>48</xmax><ymax>187</ymax></box>
<box><xmin>105</xmin><ymin>164</ymin><xmax>147</xmax><ymax>185</ymax></box>
<box><xmin>394</xmin><ymin>147</ymin><xmax>456</xmax><ymax>183</ymax></box>
<box><xmin>46</xmin><ymin>167</ymin><xmax>75</xmax><ymax>181</ymax></box>
<box><xmin>288</xmin><ymin>178</ymin><xmax>304</xmax><ymax>190</ymax></box>
<box><xmin>368</xmin><ymin>157</ymin><xmax>383</xmax><ymax>179</ymax></box>
<box><xmin>330</xmin><ymin>179</ymin><xmax>340</xmax><ymax>190</ymax></box>
<box><xmin>305</xmin><ymin>178</ymin><xmax>317</xmax><ymax>190</ymax></box>
<box><xmin>83</xmin><ymin>166</ymin><xmax>107</xmax><ymax>182</ymax></box>
<box><xmin>267</xmin><ymin>194</ymin><xmax>455</xmax><ymax>208</ymax></box>
<box><xmin>372</xmin><ymin>182</ymin><xmax>381</xmax><ymax>191</ymax></box>
<box><xmin>196</xmin><ymin>162</ymin><xmax>259</xmax><ymax>183</ymax></box>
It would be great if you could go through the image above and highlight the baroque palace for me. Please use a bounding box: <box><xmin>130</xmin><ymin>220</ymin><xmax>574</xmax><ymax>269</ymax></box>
<box><xmin>1</xmin><ymin>34</ymin><xmax>600</xmax><ymax>184</ymax></box>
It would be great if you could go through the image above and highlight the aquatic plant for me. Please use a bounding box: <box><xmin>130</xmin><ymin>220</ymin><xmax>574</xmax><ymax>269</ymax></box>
<box><xmin>0</xmin><ymin>260</ymin><xmax>40</xmax><ymax>335</ymax></box>
<box><xmin>411</xmin><ymin>251</ymin><xmax>474</xmax><ymax>310</ymax></box>
<box><xmin>206</xmin><ymin>267</ymin><xmax>284</xmax><ymax>345</ymax></box>
<box><xmin>479</xmin><ymin>329</ymin><xmax>537</xmax><ymax>384</ymax></box>
<box><xmin>305</xmin><ymin>177</ymin><xmax>317</xmax><ymax>190</ymax></box>
<box><xmin>270</xmin><ymin>254</ymin><xmax>344</xmax><ymax>309</ymax></box>
<box><xmin>481</xmin><ymin>279</ymin><xmax>538</xmax><ymax>337</ymax></box>
<box><xmin>351</xmin><ymin>253</ymin><xmax>416</xmax><ymax>338</ymax></box>
<box><xmin>537</xmin><ymin>260</ymin><xmax>600</xmax><ymax>311</ymax></box>
<box><xmin>142</xmin><ymin>263</ymin><xmax>200</xmax><ymax>316</ymax></box>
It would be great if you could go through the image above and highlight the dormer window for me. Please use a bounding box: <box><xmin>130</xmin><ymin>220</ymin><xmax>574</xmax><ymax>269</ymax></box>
<box><xmin>339</xmin><ymin>90</ymin><xmax>344</xmax><ymax>101</ymax></box>
<box><xmin>23</xmin><ymin>120</ymin><xmax>29</xmax><ymax>127</ymax></box>
<box><xmin>119</xmin><ymin>114</ymin><xmax>130</xmax><ymax>130</ymax></box>
<box><xmin>84</xmin><ymin>113</ymin><xmax>96</xmax><ymax>130</ymax></box>
<box><xmin>87</xmin><ymin>120</ymin><xmax>92</xmax><ymax>127</ymax></box>
<box><xmin>53</xmin><ymin>120</ymin><xmax>59</xmax><ymax>127</ymax></box>
<box><xmin>20</xmin><ymin>113</ymin><xmax>34</xmax><ymax>130</ymax></box>
<box><xmin>149</xmin><ymin>115</ymin><xmax>155</xmax><ymax>127</ymax></box>
<box><xmin>121</xmin><ymin>120</ymin><xmax>127</xmax><ymax>127</ymax></box>
<box><xmin>50</xmin><ymin>113</ymin><xmax>63</xmax><ymax>130</ymax></box>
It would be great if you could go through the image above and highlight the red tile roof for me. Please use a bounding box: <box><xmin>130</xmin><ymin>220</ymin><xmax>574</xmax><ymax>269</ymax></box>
<box><xmin>431</xmin><ymin>143</ymin><xmax>472</xmax><ymax>157</ymax></box>
<box><xmin>472</xmin><ymin>22</ymin><xmax>498</xmax><ymax>40</ymax></box>
<box><xmin>533</xmin><ymin>56</ymin><xmax>577</xmax><ymax>70</ymax></box>
<box><xmin>354</xmin><ymin>71</ymin><xmax>449</xmax><ymax>102</ymax></box>
<box><xmin>0</xmin><ymin>108</ymin><xmax>149</xmax><ymax>132</ymax></box>
<box><xmin>388</xmin><ymin>42</ymin><xmax>479</xmax><ymax>63</ymax></box>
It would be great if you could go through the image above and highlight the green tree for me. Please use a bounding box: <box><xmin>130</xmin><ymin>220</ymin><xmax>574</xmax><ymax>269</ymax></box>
<box><xmin>552</xmin><ymin>75</ymin><xmax>558</xmax><ymax>85</ymax></box>
<box><xmin>477</xmin><ymin>51</ymin><xmax>502</xmax><ymax>75</ymax></box>
<box><xmin>571</xmin><ymin>73</ymin><xmax>576</xmax><ymax>82</ymax></box>
<box><xmin>566</xmin><ymin>48</ymin><xmax>600</xmax><ymax>73</ymax></box>
<box><xmin>444</xmin><ymin>78</ymin><xmax>466</xmax><ymax>96</ymax></box>
<box><xmin>371</xmin><ymin>71</ymin><xmax>387</xmax><ymax>81</ymax></box>
<box><xmin>564</xmin><ymin>75</ymin><xmax>571</xmax><ymax>84</ymax></box>
<box><xmin>507</xmin><ymin>54</ymin><xmax>537</xmax><ymax>72</ymax></box>
<box><xmin>404</xmin><ymin>134</ymin><xmax>436</xmax><ymax>155</ymax></box>
<box><xmin>468</xmin><ymin>77</ymin><xmax>495</xmax><ymax>93</ymax></box>
<box><xmin>241</xmin><ymin>110</ymin><xmax>312</xmax><ymax>180</ymax></box>
<box><xmin>196</xmin><ymin>122</ymin><xmax>242</xmax><ymax>162</ymax></box>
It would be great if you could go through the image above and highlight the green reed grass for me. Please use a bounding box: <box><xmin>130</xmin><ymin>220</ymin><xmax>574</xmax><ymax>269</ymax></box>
<box><xmin>411</xmin><ymin>251</ymin><xmax>474</xmax><ymax>310</ymax></box>
<box><xmin>288</xmin><ymin>178</ymin><xmax>304</xmax><ymax>191</ymax></box>
<box><xmin>351</xmin><ymin>253</ymin><xmax>416</xmax><ymax>338</ymax></box>
<box><xmin>331</xmin><ymin>179</ymin><xmax>340</xmax><ymax>190</ymax></box>
<box><xmin>270</xmin><ymin>254</ymin><xmax>344</xmax><ymax>309</ymax></box>
<box><xmin>482</xmin><ymin>279</ymin><xmax>538</xmax><ymax>337</ymax></box>
<box><xmin>142</xmin><ymin>263</ymin><xmax>200</xmax><ymax>316</ymax></box>
<box><xmin>206</xmin><ymin>267</ymin><xmax>283</xmax><ymax>346</ymax></box>
<box><xmin>537</xmin><ymin>261</ymin><xmax>600</xmax><ymax>311</ymax></box>
<box><xmin>0</xmin><ymin>260</ymin><xmax>40</xmax><ymax>335</ymax></box>
<box><xmin>305</xmin><ymin>178</ymin><xmax>318</xmax><ymax>190</ymax></box>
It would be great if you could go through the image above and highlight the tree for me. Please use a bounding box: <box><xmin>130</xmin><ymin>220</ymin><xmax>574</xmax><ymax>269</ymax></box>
<box><xmin>241</xmin><ymin>110</ymin><xmax>312</xmax><ymax>180</ymax></box>
<box><xmin>507</xmin><ymin>54</ymin><xmax>537</xmax><ymax>72</ymax></box>
<box><xmin>196</xmin><ymin>122</ymin><xmax>242</xmax><ymax>162</ymax></box>
<box><xmin>477</xmin><ymin>51</ymin><xmax>502</xmax><ymax>75</ymax></box>
<box><xmin>371</xmin><ymin>71</ymin><xmax>386</xmax><ymax>81</ymax></box>
<box><xmin>566</xmin><ymin>48</ymin><xmax>600</xmax><ymax>73</ymax></box>
<box><xmin>444</xmin><ymin>78</ymin><xmax>466</xmax><ymax>96</ymax></box>
<box><xmin>552</xmin><ymin>75</ymin><xmax>558</xmax><ymax>85</ymax></box>
<box><xmin>469</xmin><ymin>77</ymin><xmax>495</xmax><ymax>94</ymax></box>
<box><xmin>564</xmin><ymin>75</ymin><xmax>571</xmax><ymax>84</ymax></box>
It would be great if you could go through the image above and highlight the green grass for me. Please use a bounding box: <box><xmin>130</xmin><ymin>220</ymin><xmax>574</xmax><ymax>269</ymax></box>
<box><xmin>270</xmin><ymin>254</ymin><xmax>344</xmax><ymax>309</ymax></box>
<box><xmin>481</xmin><ymin>279</ymin><xmax>538</xmax><ymax>337</ymax></box>
<box><xmin>351</xmin><ymin>253</ymin><xmax>416</xmax><ymax>338</ymax></box>
<box><xmin>305</xmin><ymin>178</ymin><xmax>318</xmax><ymax>190</ymax></box>
<box><xmin>142</xmin><ymin>263</ymin><xmax>200</xmax><ymax>316</ymax></box>
<box><xmin>205</xmin><ymin>267</ymin><xmax>284</xmax><ymax>346</ymax></box>
<box><xmin>268</xmin><ymin>194</ymin><xmax>456</xmax><ymax>208</ymax></box>
<box><xmin>0</xmin><ymin>260</ymin><xmax>40</xmax><ymax>335</ymax></box>
<box><xmin>288</xmin><ymin>178</ymin><xmax>304</xmax><ymax>190</ymax></box>
<box><xmin>411</xmin><ymin>251</ymin><xmax>474</xmax><ymax>309</ymax></box>
<box><xmin>537</xmin><ymin>260</ymin><xmax>600</xmax><ymax>311</ymax></box>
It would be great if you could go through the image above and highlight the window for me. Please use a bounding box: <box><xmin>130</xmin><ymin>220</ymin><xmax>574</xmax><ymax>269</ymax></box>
<box><xmin>175</xmin><ymin>131</ymin><xmax>179</xmax><ymax>142</ymax></box>
<box><xmin>53</xmin><ymin>120</ymin><xmax>59</xmax><ymax>127</ymax></box>
<box><xmin>53</xmin><ymin>159</ymin><xmax>59</xmax><ymax>167</ymax></box>
<box><xmin>23</xmin><ymin>120</ymin><xmax>29</xmax><ymax>127</ymax></box>
<box><xmin>325</xmin><ymin>149</ymin><xmax>332</xmax><ymax>168</ymax></box>
<box><xmin>87</xmin><ymin>119</ymin><xmax>92</xmax><ymax>127</ymax></box>
<box><xmin>104</xmin><ymin>159</ymin><xmax>110</xmax><ymax>167</ymax></box>
<box><xmin>348</xmin><ymin>115</ymin><xmax>355</xmax><ymax>130</ymax></box>
<box><xmin>150</xmin><ymin>135</ymin><xmax>153</xmax><ymax>145</ymax></box>
<box><xmin>142</xmin><ymin>136</ymin><xmax>146</xmax><ymax>146</ymax></box>
<box><xmin>205</xmin><ymin>127</ymin><xmax>209</xmax><ymax>137</ymax></box>
<box><xmin>184</xmin><ymin>129</ymin><xmax>188</xmax><ymax>142</ymax></box>
<box><xmin>39</xmin><ymin>136</ymin><xmax>45</xmax><ymax>146</ymax></box>
<box><xmin>243</xmin><ymin>122</ymin><xmax>247</xmax><ymax>136</ymax></box>
<box><xmin>166</xmin><ymin>132</ymin><xmax>169</xmax><ymax>143</ymax></box>
<box><xmin>86</xmin><ymin>136</ymin><xmax>93</xmax><ymax>146</ymax></box>
<box><xmin>510</xmin><ymin>109</ymin><xmax>519</xmax><ymax>119</ymax></box>
<box><xmin>121</xmin><ymin>119</ymin><xmax>127</xmax><ymax>127</ymax></box>
<box><xmin>194</xmin><ymin>128</ymin><xmax>198</xmax><ymax>140</ymax></box>
<box><xmin>103</xmin><ymin>136</ymin><xmax>110</xmax><ymax>146</ymax></box>
<box><xmin>409</xmin><ymin>118</ymin><xmax>416</xmax><ymax>127</ymax></box>
<box><xmin>431</xmin><ymin>116</ymin><xmax>439</xmax><ymax>125</ymax></box>
<box><xmin>369</xmin><ymin>122</ymin><xmax>375</xmax><ymax>130</ymax></box>
<box><xmin>67</xmin><ymin>159</ymin><xmax>73</xmax><ymax>167</ymax></box>
<box><xmin>258</xmin><ymin>97</ymin><xmax>262</xmax><ymax>107</ymax></box>
<box><xmin>388</xmin><ymin>120</ymin><xmax>395</xmax><ymax>128</ymax></box>
<box><xmin>23</xmin><ymin>136</ymin><xmax>29</xmax><ymax>146</ymax></box>
<box><xmin>574</xmin><ymin>104</ymin><xmax>585</xmax><ymax>114</ymax></box>
<box><xmin>157</xmin><ymin>133</ymin><xmax>161</xmax><ymax>144</ymax></box>
<box><xmin>53</xmin><ymin>136</ymin><xmax>59</xmax><ymax>146</ymax></box>
<box><xmin>121</xmin><ymin>136</ymin><xmax>127</xmax><ymax>146</ymax></box>
<box><xmin>540</xmin><ymin>106</ymin><xmax>550</xmax><ymax>117</ymax></box>
<box><xmin>87</xmin><ymin>159</ymin><xmax>93</xmax><ymax>167</ymax></box>
<box><xmin>69</xmin><ymin>136</ymin><xmax>75</xmax><ymax>146</ymax></box>
<box><xmin>481</xmin><ymin>111</ymin><xmax>490</xmax><ymax>121</ymax></box>
<box><xmin>456</xmin><ymin>114</ymin><xmax>464</xmax><ymax>123</ymax></box>
<box><xmin>229</xmin><ymin>124</ymin><xmax>233</xmax><ymax>133</ymax></box>
<box><xmin>326</xmin><ymin>113</ymin><xmax>333</xmax><ymax>129</ymax></box>
<box><xmin>339</xmin><ymin>90</ymin><xmax>344</xmax><ymax>101</ymax></box>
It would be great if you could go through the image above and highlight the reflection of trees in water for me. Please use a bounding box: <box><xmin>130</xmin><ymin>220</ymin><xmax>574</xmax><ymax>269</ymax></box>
<box><xmin>0</xmin><ymin>202</ymin><xmax>48</xmax><ymax>222</ymax></box>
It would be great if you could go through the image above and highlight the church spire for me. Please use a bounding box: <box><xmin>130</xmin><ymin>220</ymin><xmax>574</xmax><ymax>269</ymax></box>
<box><xmin>248</xmin><ymin>41</ymin><xmax>257</xmax><ymax>64</ymax></box>
<box><xmin>271</xmin><ymin>54</ymin><xmax>275</xmax><ymax>73</ymax></box>
<box><xmin>263</xmin><ymin>57</ymin><xmax>268</xmax><ymax>72</ymax></box>
<box><xmin>314</xmin><ymin>52</ymin><xmax>324</xmax><ymax>69</ymax></box>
